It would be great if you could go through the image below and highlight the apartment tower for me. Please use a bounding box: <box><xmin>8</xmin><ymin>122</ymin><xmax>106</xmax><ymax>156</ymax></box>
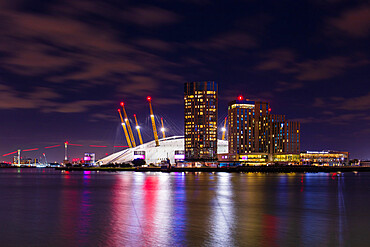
<box><xmin>184</xmin><ymin>81</ymin><xmax>218</xmax><ymax>161</ymax></box>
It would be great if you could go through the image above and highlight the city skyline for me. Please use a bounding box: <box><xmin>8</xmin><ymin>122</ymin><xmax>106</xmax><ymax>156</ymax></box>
<box><xmin>0</xmin><ymin>0</ymin><xmax>369</xmax><ymax>161</ymax></box>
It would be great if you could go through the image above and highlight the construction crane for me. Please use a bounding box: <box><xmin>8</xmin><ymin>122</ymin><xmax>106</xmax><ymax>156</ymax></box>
<box><xmin>133</xmin><ymin>114</ymin><xmax>143</xmax><ymax>145</ymax></box>
<box><xmin>161</xmin><ymin>117</ymin><xmax>166</xmax><ymax>139</ymax></box>
<box><xmin>118</xmin><ymin>109</ymin><xmax>132</xmax><ymax>148</ymax></box>
<box><xmin>222</xmin><ymin>117</ymin><xmax>227</xmax><ymax>141</ymax></box>
<box><xmin>147</xmin><ymin>96</ymin><xmax>160</xmax><ymax>147</ymax></box>
<box><xmin>121</xmin><ymin>102</ymin><xmax>136</xmax><ymax>147</ymax></box>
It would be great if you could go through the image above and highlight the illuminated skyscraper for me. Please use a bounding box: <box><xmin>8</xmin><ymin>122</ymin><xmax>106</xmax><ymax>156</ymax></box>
<box><xmin>184</xmin><ymin>81</ymin><xmax>218</xmax><ymax>161</ymax></box>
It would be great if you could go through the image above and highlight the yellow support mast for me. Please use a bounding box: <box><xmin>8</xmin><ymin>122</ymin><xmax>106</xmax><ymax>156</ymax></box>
<box><xmin>121</xmin><ymin>102</ymin><xmax>136</xmax><ymax>147</ymax></box>
<box><xmin>118</xmin><ymin>109</ymin><xmax>132</xmax><ymax>148</ymax></box>
<box><xmin>147</xmin><ymin>96</ymin><xmax>160</xmax><ymax>147</ymax></box>
<box><xmin>222</xmin><ymin>117</ymin><xmax>227</xmax><ymax>141</ymax></box>
<box><xmin>161</xmin><ymin>117</ymin><xmax>166</xmax><ymax>139</ymax></box>
<box><xmin>133</xmin><ymin>114</ymin><xmax>143</xmax><ymax>145</ymax></box>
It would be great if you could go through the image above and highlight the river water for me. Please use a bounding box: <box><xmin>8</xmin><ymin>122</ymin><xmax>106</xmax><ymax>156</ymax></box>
<box><xmin>0</xmin><ymin>168</ymin><xmax>369</xmax><ymax>247</ymax></box>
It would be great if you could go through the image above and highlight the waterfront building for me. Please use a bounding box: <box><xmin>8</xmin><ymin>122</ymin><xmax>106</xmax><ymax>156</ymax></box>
<box><xmin>98</xmin><ymin>136</ymin><xmax>228</xmax><ymax>165</ymax></box>
<box><xmin>184</xmin><ymin>81</ymin><xmax>218</xmax><ymax>162</ymax></box>
<box><xmin>300</xmin><ymin>151</ymin><xmax>349</xmax><ymax>166</ymax></box>
<box><xmin>270</xmin><ymin>115</ymin><xmax>300</xmax><ymax>154</ymax></box>
<box><xmin>227</xmin><ymin>97</ymin><xmax>300</xmax><ymax>165</ymax></box>
<box><xmin>228</xmin><ymin>99</ymin><xmax>270</xmax><ymax>154</ymax></box>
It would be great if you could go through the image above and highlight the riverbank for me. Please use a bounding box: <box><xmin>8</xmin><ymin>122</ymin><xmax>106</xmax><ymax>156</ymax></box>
<box><xmin>54</xmin><ymin>166</ymin><xmax>370</xmax><ymax>173</ymax></box>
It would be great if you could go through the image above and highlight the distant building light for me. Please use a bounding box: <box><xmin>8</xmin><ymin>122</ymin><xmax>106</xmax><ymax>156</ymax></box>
<box><xmin>306</xmin><ymin>151</ymin><xmax>329</xmax><ymax>154</ymax></box>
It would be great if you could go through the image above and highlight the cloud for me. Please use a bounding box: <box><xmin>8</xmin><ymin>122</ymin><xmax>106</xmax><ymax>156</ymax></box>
<box><xmin>291</xmin><ymin>112</ymin><xmax>369</xmax><ymax>125</ymax></box>
<box><xmin>337</xmin><ymin>92</ymin><xmax>370</xmax><ymax>111</ymax></box>
<box><xmin>48</xmin><ymin>100</ymin><xmax>112</xmax><ymax>113</ymax></box>
<box><xmin>0</xmin><ymin>83</ymin><xmax>111</xmax><ymax>113</ymax></box>
<box><xmin>314</xmin><ymin>92</ymin><xmax>370</xmax><ymax>111</ymax></box>
<box><xmin>327</xmin><ymin>4</ymin><xmax>370</xmax><ymax>37</ymax></box>
<box><xmin>256</xmin><ymin>49</ymin><xmax>295</xmax><ymax>71</ymax></box>
<box><xmin>136</xmin><ymin>39</ymin><xmax>174</xmax><ymax>51</ymax></box>
<box><xmin>256</xmin><ymin>49</ymin><xmax>368</xmax><ymax>81</ymax></box>
<box><xmin>0</xmin><ymin>1</ymin><xmax>184</xmax><ymax>111</ymax></box>
<box><xmin>295</xmin><ymin>56</ymin><xmax>349</xmax><ymax>81</ymax></box>
<box><xmin>191</xmin><ymin>31</ymin><xmax>257</xmax><ymax>51</ymax></box>
<box><xmin>275</xmin><ymin>81</ymin><xmax>304</xmax><ymax>92</ymax></box>
<box><xmin>123</xmin><ymin>6</ymin><xmax>179</xmax><ymax>27</ymax></box>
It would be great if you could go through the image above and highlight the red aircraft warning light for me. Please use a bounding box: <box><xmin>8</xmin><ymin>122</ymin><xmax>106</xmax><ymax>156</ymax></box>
<box><xmin>147</xmin><ymin>96</ymin><xmax>151</xmax><ymax>101</ymax></box>
<box><xmin>268</xmin><ymin>108</ymin><xmax>272</xmax><ymax>112</ymax></box>
<box><xmin>238</xmin><ymin>96</ymin><xmax>243</xmax><ymax>101</ymax></box>
<box><xmin>120</xmin><ymin>102</ymin><xmax>124</xmax><ymax>106</ymax></box>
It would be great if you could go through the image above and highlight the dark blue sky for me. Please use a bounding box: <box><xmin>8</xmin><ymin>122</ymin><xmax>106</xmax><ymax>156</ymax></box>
<box><xmin>0</xmin><ymin>0</ymin><xmax>369</xmax><ymax>162</ymax></box>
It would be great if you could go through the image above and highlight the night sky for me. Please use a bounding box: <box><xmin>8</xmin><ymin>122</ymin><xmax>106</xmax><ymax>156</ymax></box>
<box><xmin>0</xmin><ymin>0</ymin><xmax>369</xmax><ymax>162</ymax></box>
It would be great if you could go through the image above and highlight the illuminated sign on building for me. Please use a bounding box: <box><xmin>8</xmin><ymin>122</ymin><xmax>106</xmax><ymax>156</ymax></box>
<box><xmin>84</xmin><ymin>153</ymin><xmax>95</xmax><ymax>163</ymax></box>
<box><xmin>134</xmin><ymin>151</ymin><xmax>145</xmax><ymax>160</ymax></box>
<box><xmin>174</xmin><ymin>150</ymin><xmax>185</xmax><ymax>160</ymax></box>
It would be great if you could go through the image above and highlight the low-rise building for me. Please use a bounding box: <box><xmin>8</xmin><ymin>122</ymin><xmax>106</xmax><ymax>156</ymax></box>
<box><xmin>300</xmin><ymin>151</ymin><xmax>349</xmax><ymax>166</ymax></box>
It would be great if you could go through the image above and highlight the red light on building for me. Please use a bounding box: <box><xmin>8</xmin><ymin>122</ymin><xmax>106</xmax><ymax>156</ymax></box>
<box><xmin>117</xmin><ymin>109</ymin><xmax>120</xmax><ymax>112</ymax></box>
<box><xmin>147</xmin><ymin>96</ymin><xmax>151</xmax><ymax>101</ymax></box>
<box><xmin>268</xmin><ymin>108</ymin><xmax>272</xmax><ymax>112</ymax></box>
<box><xmin>238</xmin><ymin>96</ymin><xmax>243</xmax><ymax>100</ymax></box>
<box><xmin>133</xmin><ymin>114</ymin><xmax>136</xmax><ymax>117</ymax></box>
<box><xmin>120</xmin><ymin>102</ymin><xmax>124</xmax><ymax>106</ymax></box>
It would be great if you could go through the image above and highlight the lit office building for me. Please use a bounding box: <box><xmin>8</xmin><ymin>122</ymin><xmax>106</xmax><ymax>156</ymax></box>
<box><xmin>184</xmin><ymin>81</ymin><xmax>218</xmax><ymax>162</ymax></box>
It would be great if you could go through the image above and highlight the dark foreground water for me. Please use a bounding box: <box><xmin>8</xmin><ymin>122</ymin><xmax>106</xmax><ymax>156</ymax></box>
<box><xmin>0</xmin><ymin>169</ymin><xmax>369</xmax><ymax>247</ymax></box>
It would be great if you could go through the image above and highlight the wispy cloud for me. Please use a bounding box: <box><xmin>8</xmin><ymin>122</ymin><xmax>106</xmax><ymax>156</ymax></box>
<box><xmin>123</xmin><ymin>6</ymin><xmax>179</xmax><ymax>27</ymax></box>
<box><xmin>256</xmin><ymin>49</ymin><xmax>368</xmax><ymax>81</ymax></box>
<box><xmin>327</xmin><ymin>4</ymin><xmax>370</xmax><ymax>38</ymax></box>
<box><xmin>191</xmin><ymin>31</ymin><xmax>257</xmax><ymax>51</ymax></box>
<box><xmin>0</xmin><ymin>83</ymin><xmax>112</xmax><ymax>113</ymax></box>
<box><xmin>0</xmin><ymin>1</ymin><xmax>185</xmax><ymax>113</ymax></box>
<box><xmin>314</xmin><ymin>92</ymin><xmax>370</xmax><ymax>111</ymax></box>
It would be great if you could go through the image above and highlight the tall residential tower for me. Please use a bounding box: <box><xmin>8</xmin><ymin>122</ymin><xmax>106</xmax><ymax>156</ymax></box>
<box><xmin>228</xmin><ymin>97</ymin><xmax>300</xmax><ymax>162</ymax></box>
<box><xmin>184</xmin><ymin>81</ymin><xmax>218</xmax><ymax>162</ymax></box>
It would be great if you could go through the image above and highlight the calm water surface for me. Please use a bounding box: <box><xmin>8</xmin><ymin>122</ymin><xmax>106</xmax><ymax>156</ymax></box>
<box><xmin>0</xmin><ymin>168</ymin><xmax>369</xmax><ymax>247</ymax></box>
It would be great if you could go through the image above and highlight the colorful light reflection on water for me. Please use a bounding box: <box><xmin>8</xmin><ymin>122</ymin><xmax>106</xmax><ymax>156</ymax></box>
<box><xmin>0</xmin><ymin>169</ymin><xmax>369</xmax><ymax>246</ymax></box>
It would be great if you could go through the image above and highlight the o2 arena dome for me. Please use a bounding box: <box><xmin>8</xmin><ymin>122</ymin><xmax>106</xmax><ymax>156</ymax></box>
<box><xmin>98</xmin><ymin>136</ymin><xmax>228</xmax><ymax>165</ymax></box>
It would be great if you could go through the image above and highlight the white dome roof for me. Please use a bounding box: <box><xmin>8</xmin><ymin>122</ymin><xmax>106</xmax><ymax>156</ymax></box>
<box><xmin>99</xmin><ymin>136</ymin><xmax>228</xmax><ymax>165</ymax></box>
